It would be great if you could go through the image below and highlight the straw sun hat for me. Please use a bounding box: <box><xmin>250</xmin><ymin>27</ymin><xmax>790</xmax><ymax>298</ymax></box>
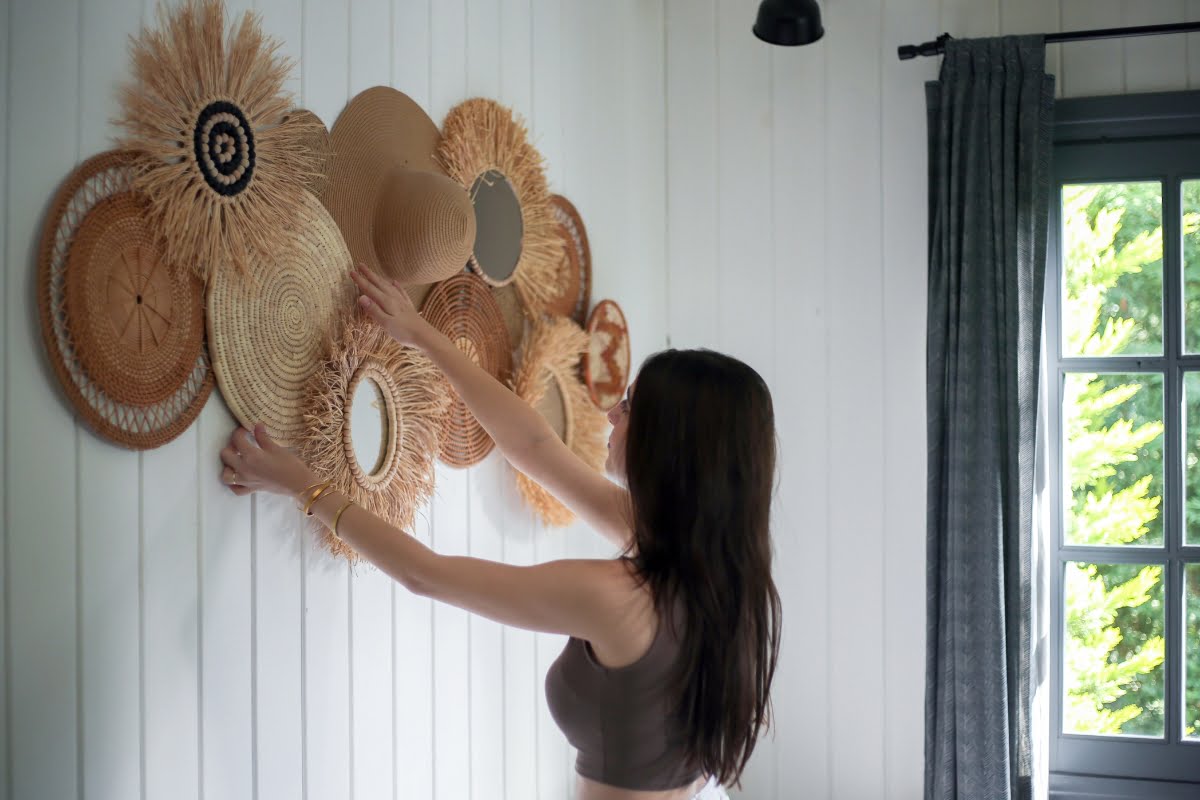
<box><xmin>323</xmin><ymin>86</ymin><xmax>477</xmax><ymax>311</ymax></box>
<box><xmin>37</xmin><ymin>150</ymin><xmax>213</xmax><ymax>450</ymax></box>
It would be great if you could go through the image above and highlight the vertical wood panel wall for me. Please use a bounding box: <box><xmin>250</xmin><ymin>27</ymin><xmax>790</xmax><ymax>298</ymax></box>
<box><xmin>663</xmin><ymin>1</ymin><xmax>1200</xmax><ymax>798</ymax></box>
<box><xmin>1</xmin><ymin>2</ymin><xmax>664</xmax><ymax>799</ymax></box>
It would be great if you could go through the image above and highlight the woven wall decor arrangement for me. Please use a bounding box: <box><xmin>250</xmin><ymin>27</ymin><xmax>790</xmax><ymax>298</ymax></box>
<box><xmin>298</xmin><ymin>311</ymin><xmax>450</xmax><ymax>560</ymax></box>
<box><xmin>420</xmin><ymin>273</ymin><xmax>512</xmax><ymax>468</ymax></box>
<box><xmin>511</xmin><ymin>316</ymin><xmax>607</xmax><ymax>527</ymax></box>
<box><xmin>549</xmin><ymin>194</ymin><xmax>593</xmax><ymax>326</ymax></box>
<box><xmin>437</xmin><ymin>98</ymin><xmax>562</xmax><ymax>315</ymax></box>
<box><xmin>37</xmin><ymin>150</ymin><xmax>214</xmax><ymax>450</ymax></box>
<box><xmin>324</xmin><ymin>86</ymin><xmax>476</xmax><ymax>313</ymax></box>
<box><xmin>207</xmin><ymin>190</ymin><xmax>357</xmax><ymax>447</ymax></box>
<box><xmin>583</xmin><ymin>299</ymin><xmax>632</xmax><ymax>413</ymax></box>
<box><xmin>115</xmin><ymin>0</ymin><xmax>322</xmax><ymax>280</ymax></box>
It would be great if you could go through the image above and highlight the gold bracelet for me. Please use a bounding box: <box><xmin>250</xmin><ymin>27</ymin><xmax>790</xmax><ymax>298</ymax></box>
<box><xmin>298</xmin><ymin>480</ymin><xmax>327</xmax><ymax>500</ymax></box>
<box><xmin>331</xmin><ymin>499</ymin><xmax>354</xmax><ymax>537</ymax></box>
<box><xmin>302</xmin><ymin>482</ymin><xmax>334</xmax><ymax>516</ymax></box>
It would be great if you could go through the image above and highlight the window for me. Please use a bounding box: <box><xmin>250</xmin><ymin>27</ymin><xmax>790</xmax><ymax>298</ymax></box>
<box><xmin>1047</xmin><ymin>93</ymin><xmax>1200</xmax><ymax>796</ymax></box>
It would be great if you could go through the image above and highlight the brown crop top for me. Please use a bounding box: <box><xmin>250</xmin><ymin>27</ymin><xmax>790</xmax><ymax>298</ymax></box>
<box><xmin>544</xmin><ymin>603</ymin><xmax>703</xmax><ymax>791</ymax></box>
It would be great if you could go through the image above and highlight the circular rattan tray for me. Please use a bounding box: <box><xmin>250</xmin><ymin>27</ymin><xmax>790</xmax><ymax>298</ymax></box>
<box><xmin>37</xmin><ymin>149</ymin><xmax>213</xmax><ymax>450</ymax></box>
<box><xmin>420</xmin><ymin>273</ymin><xmax>512</xmax><ymax>467</ymax></box>
<box><xmin>207</xmin><ymin>190</ymin><xmax>357</xmax><ymax>447</ymax></box>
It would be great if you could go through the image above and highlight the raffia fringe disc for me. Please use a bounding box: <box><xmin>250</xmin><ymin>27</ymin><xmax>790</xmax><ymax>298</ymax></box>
<box><xmin>420</xmin><ymin>273</ymin><xmax>512</xmax><ymax>468</ymax></box>
<box><xmin>286</xmin><ymin>108</ymin><xmax>333</xmax><ymax>199</ymax></box>
<box><xmin>37</xmin><ymin>150</ymin><xmax>214</xmax><ymax>450</ymax></box>
<box><xmin>550</xmin><ymin>194</ymin><xmax>592</xmax><ymax>325</ymax></box>
<box><xmin>583</xmin><ymin>299</ymin><xmax>631</xmax><ymax>412</ymax></box>
<box><xmin>116</xmin><ymin>0</ymin><xmax>323</xmax><ymax>279</ymax></box>
<box><xmin>207</xmin><ymin>190</ymin><xmax>357</xmax><ymax>447</ymax></box>
<box><xmin>299</xmin><ymin>311</ymin><xmax>450</xmax><ymax>561</ymax></box>
<box><xmin>512</xmin><ymin>316</ymin><xmax>608</xmax><ymax>527</ymax></box>
<box><xmin>437</xmin><ymin>98</ymin><xmax>560</xmax><ymax>313</ymax></box>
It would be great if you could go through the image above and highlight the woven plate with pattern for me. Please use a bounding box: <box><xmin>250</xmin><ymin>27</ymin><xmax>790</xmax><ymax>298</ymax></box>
<box><xmin>550</xmin><ymin>195</ymin><xmax>592</xmax><ymax>325</ymax></box>
<box><xmin>583</xmin><ymin>299</ymin><xmax>631</xmax><ymax>412</ymax></box>
<box><xmin>37</xmin><ymin>150</ymin><xmax>213</xmax><ymax>450</ymax></box>
<box><xmin>420</xmin><ymin>273</ymin><xmax>512</xmax><ymax>468</ymax></box>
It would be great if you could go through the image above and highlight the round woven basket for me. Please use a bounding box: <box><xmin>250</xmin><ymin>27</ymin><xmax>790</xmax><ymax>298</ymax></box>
<box><xmin>65</xmin><ymin>191</ymin><xmax>206</xmax><ymax>407</ymax></box>
<box><xmin>420</xmin><ymin>273</ymin><xmax>512</xmax><ymax>468</ymax></box>
<box><xmin>583</xmin><ymin>299</ymin><xmax>632</xmax><ymax>412</ymax></box>
<box><xmin>512</xmin><ymin>316</ymin><xmax>608</xmax><ymax>527</ymax></box>
<box><xmin>550</xmin><ymin>195</ymin><xmax>592</xmax><ymax>325</ymax></box>
<box><xmin>492</xmin><ymin>282</ymin><xmax>529</xmax><ymax>357</ymax></box>
<box><xmin>299</xmin><ymin>311</ymin><xmax>449</xmax><ymax>561</ymax></box>
<box><xmin>207</xmin><ymin>190</ymin><xmax>357</xmax><ymax>447</ymax></box>
<box><xmin>37</xmin><ymin>150</ymin><xmax>213</xmax><ymax>450</ymax></box>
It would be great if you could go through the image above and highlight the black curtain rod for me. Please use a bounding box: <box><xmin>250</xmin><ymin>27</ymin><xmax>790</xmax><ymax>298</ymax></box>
<box><xmin>897</xmin><ymin>20</ymin><xmax>1200</xmax><ymax>61</ymax></box>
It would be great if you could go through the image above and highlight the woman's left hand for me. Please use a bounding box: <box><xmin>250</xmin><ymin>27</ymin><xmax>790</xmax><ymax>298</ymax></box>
<box><xmin>220</xmin><ymin>423</ymin><xmax>318</xmax><ymax>499</ymax></box>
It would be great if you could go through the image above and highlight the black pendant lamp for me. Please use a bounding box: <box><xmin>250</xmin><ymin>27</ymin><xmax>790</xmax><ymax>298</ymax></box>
<box><xmin>753</xmin><ymin>0</ymin><xmax>825</xmax><ymax>46</ymax></box>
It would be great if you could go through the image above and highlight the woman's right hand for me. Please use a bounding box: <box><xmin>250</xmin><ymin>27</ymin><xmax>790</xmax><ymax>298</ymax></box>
<box><xmin>350</xmin><ymin>264</ymin><xmax>431</xmax><ymax>348</ymax></box>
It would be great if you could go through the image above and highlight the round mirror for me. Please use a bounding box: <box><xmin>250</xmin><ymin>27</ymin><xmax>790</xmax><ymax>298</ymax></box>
<box><xmin>349</xmin><ymin>375</ymin><xmax>389</xmax><ymax>477</ymax></box>
<box><xmin>470</xmin><ymin>170</ymin><xmax>523</xmax><ymax>285</ymax></box>
<box><xmin>534</xmin><ymin>372</ymin><xmax>570</xmax><ymax>445</ymax></box>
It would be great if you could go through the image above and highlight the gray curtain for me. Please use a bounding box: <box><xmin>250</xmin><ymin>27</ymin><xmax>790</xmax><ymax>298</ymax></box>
<box><xmin>925</xmin><ymin>36</ymin><xmax>1055</xmax><ymax>800</ymax></box>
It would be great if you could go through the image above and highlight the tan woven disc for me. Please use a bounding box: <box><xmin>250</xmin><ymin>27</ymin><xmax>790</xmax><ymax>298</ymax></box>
<box><xmin>492</xmin><ymin>282</ymin><xmax>528</xmax><ymax>356</ymax></box>
<box><xmin>37</xmin><ymin>150</ymin><xmax>214</xmax><ymax>450</ymax></box>
<box><xmin>420</xmin><ymin>273</ymin><xmax>512</xmax><ymax>467</ymax></box>
<box><xmin>288</xmin><ymin>108</ymin><xmax>333</xmax><ymax>199</ymax></box>
<box><xmin>550</xmin><ymin>195</ymin><xmax>592</xmax><ymax>325</ymax></box>
<box><xmin>64</xmin><ymin>192</ymin><xmax>205</xmax><ymax>407</ymax></box>
<box><xmin>543</xmin><ymin>223</ymin><xmax>581</xmax><ymax>319</ymax></box>
<box><xmin>583</xmin><ymin>299</ymin><xmax>631</xmax><ymax>412</ymax></box>
<box><xmin>207</xmin><ymin>190</ymin><xmax>356</xmax><ymax>447</ymax></box>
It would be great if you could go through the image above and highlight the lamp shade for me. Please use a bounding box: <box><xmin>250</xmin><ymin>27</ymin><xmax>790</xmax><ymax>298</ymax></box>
<box><xmin>753</xmin><ymin>0</ymin><xmax>824</xmax><ymax>46</ymax></box>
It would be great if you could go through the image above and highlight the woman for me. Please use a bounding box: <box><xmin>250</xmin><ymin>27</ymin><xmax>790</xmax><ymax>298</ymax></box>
<box><xmin>221</xmin><ymin>266</ymin><xmax>782</xmax><ymax>800</ymax></box>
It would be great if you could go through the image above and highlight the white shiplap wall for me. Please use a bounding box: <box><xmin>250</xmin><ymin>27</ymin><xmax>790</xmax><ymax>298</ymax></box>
<box><xmin>1</xmin><ymin>1</ymin><xmax>663</xmax><ymax>799</ymax></box>
<box><xmin>662</xmin><ymin>1</ymin><xmax>1199</xmax><ymax>799</ymax></box>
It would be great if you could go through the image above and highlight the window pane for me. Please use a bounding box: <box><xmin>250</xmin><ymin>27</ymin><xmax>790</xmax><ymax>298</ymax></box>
<box><xmin>1062</xmin><ymin>182</ymin><xmax>1163</xmax><ymax>357</ymax></box>
<box><xmin>1063</xmin><ymin>372</ymin><xmax>1164</xmax><ymax>547</ymax></box>
<box><xmin>1187</xmin><ymin>564</ymin><xmax>1200</xmax><ymax>740</ymax></box>
<box><xmin>1183</xmin><ymin>373</ymin><xmax>1200</xmax><ymax>546</ymax></box>
<box><xmin>1064</xmin><ymin>562</ymin><xmax>1165</xmax><ymax>737</ymax></box>
<box><xmin>1182</xmin><ymin>180</ymin><xmax>1200</xmax><ymax>353</ymax></box>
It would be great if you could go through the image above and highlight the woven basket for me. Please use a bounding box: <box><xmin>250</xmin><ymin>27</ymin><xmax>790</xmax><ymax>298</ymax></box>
<box><xmin>550</xmin><ymin>195</ymin><xmax>592</xmax><ymax>325</ymax></box>
<box><xmin>420</xmin><ymin>273</ymin><xmax>512</xmax><ymax>468</ymax></box>
<box><xmin>287</xmin><ymin>108</ymin><xmax>333</xmax><ymax>200</ymax></box>
<box><xmin>207</xmin><ymin>190</ymin><xmax>357</xmax><ymax>447</ymax></box>
<box><xmin>37</xmin><ymin>150</ymin><xmax>213</xmax><ymax>450</ymax></box>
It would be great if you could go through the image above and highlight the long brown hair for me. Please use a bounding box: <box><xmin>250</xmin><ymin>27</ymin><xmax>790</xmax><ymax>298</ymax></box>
<box><xmin>620</xmin><ymin>349</ymin><xmax>782</xmax><ymax>788</ymax></box>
